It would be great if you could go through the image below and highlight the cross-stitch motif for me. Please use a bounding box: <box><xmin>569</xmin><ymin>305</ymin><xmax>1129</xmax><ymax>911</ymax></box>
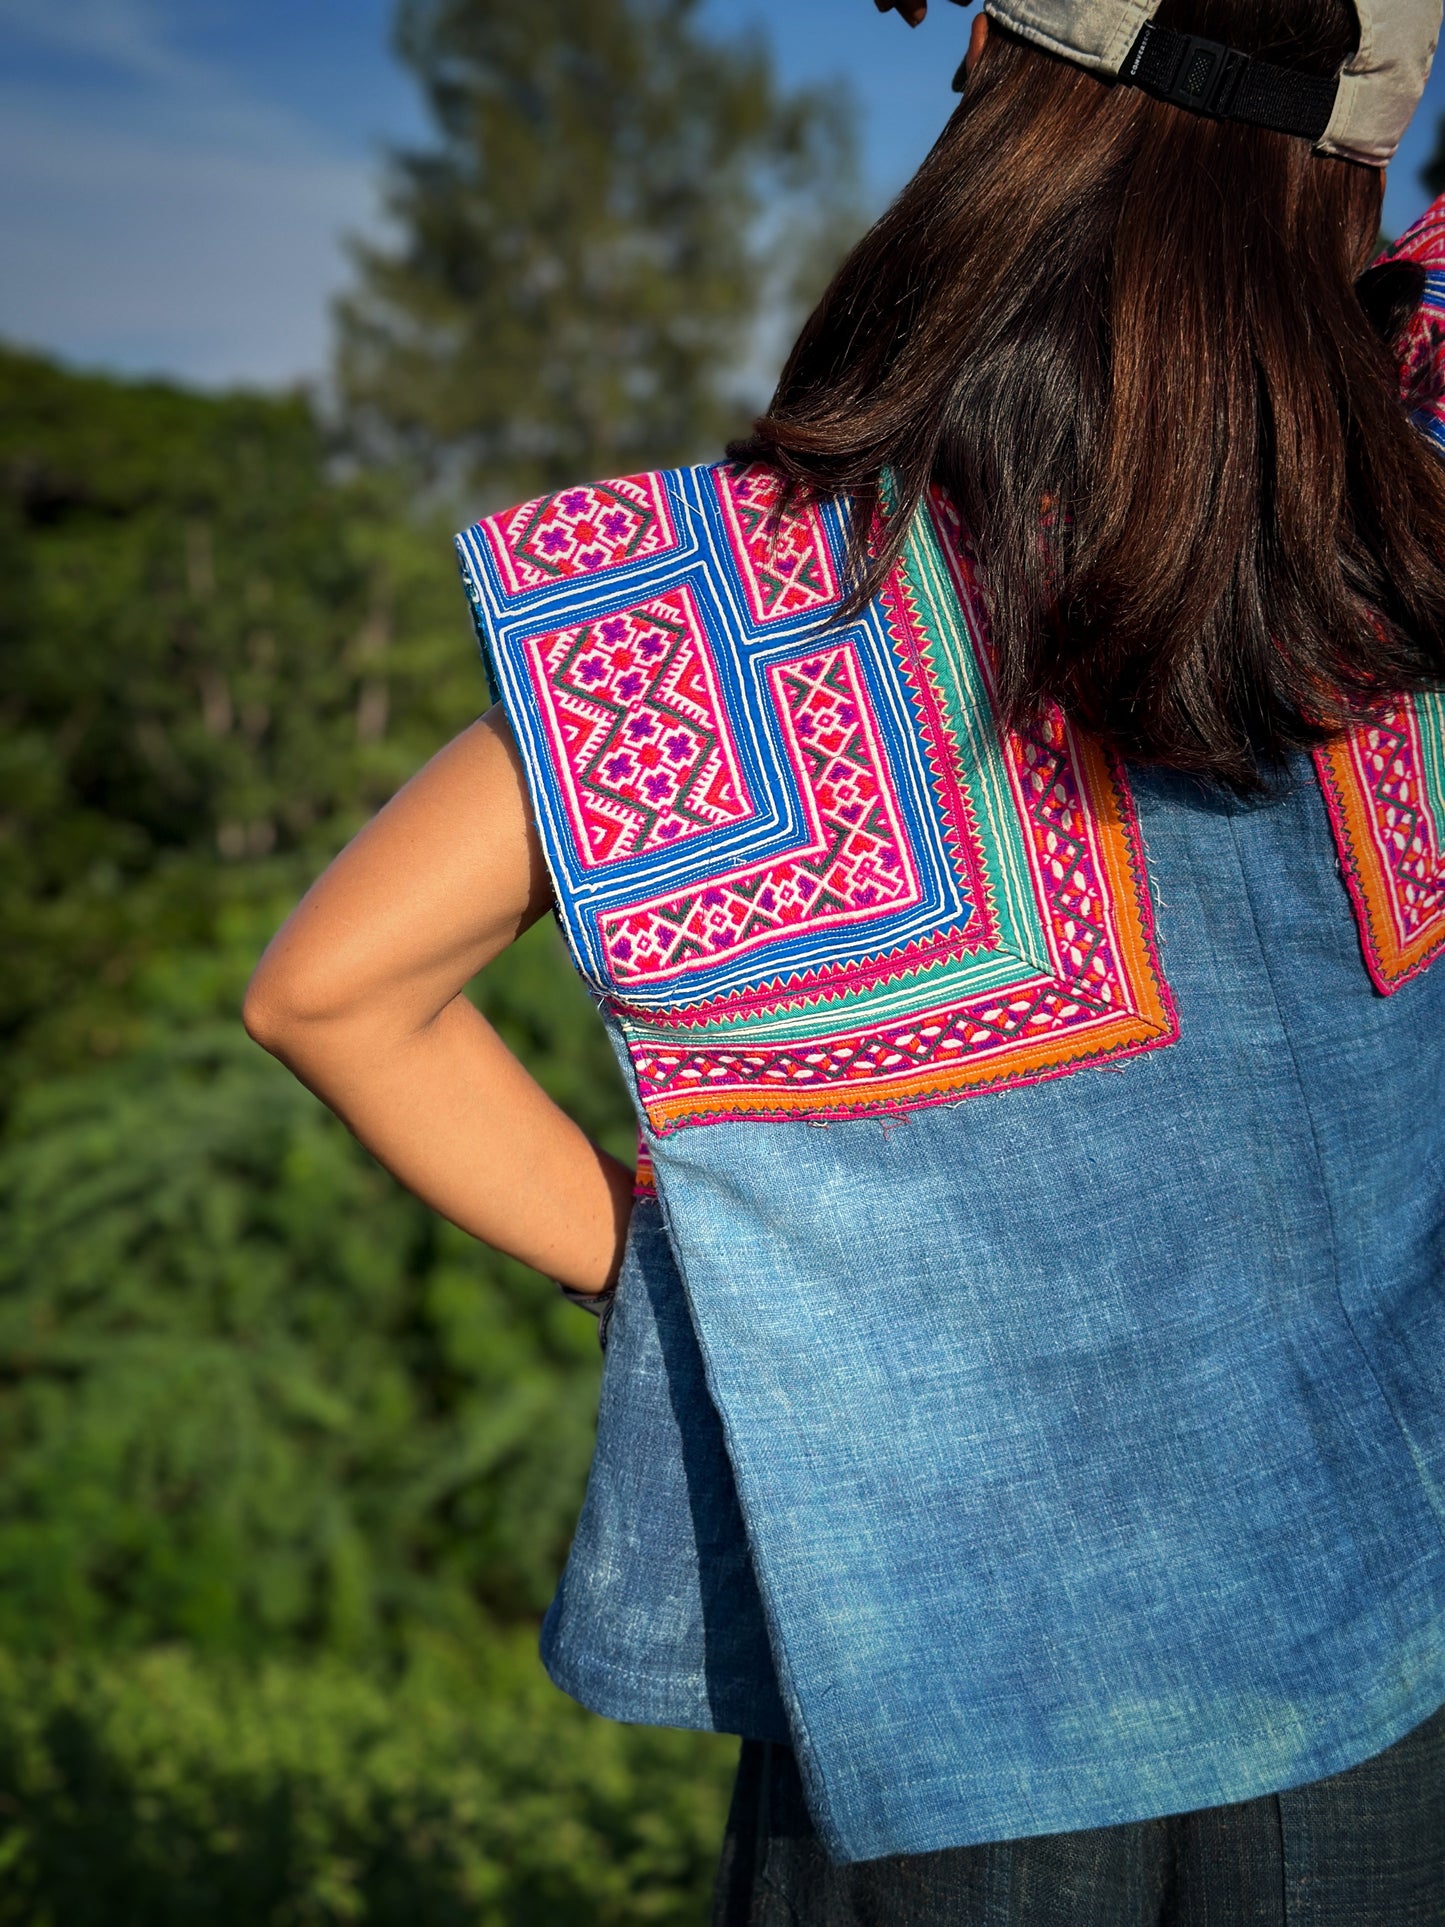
<box><xmin>1315</xmin><ymin>694</ymin><xmax>1445</xmax><ymax>993</ymax></box>
<box><xmin>713</xmin><ymin>463</ymin><xmax>841</xmax><ymax>624</ymax></box>
<box><xmin>1008</xmin><ymin>711</ymin><xmax>1135</xmax><ymax>1004</ymax></box>
<box><xmin>484</xmin><ymin>474</ymin><xmax>678</xmax><ymax>597</ymax></box>
<box><xmin>633</xmin><ymin>1137</ymin><xmax>657</xmax><ymax>1201</ymax></box>
<box><xmin>455</xmin><ymin>194</ymin><xmax>1445</xmax><ymax>1113</ymax></box>
<box><xmin>619</xmin><ymin>557</ymin><xmax>1177</xmax><ymax>1127</ymax></box>
<box><xmin>1319</xmin><ymin>202</ymin><xmax>1445</xmax><ymax>990</ymax></box>
<box><xmin>457</xmin><ymin>462</ymin><xmax>1179</xmax><ymax>1132</ymax></box>
<box><xmin>524</xmin><ymin>587</ymin><xmax>752</xmax><ymax>867</ymax></box>
<box><xmin>601</xmin><ymin>643</ymin><xmax>919</xmax><ymax>981</ymax></box>
<box><xmin>1383</xmin><ymin>199</ymin><xmax>1445</xmax><ymax>450</ymax></box>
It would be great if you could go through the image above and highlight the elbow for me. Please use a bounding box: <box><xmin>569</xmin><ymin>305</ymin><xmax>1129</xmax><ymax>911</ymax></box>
<box><xmin>242</xmin><ymin>957</ymin><xmax>397</xmax><ymax>1061</ymax></box>
<box><xmin>241</xmin><ymin>956</ymin><xmax>337</xmax><ymax>1056</ymax></box>
<box><xmin>241</xmin><ymin>970</ymin><xmax>296</xmax><ymax>1055</ymax></box>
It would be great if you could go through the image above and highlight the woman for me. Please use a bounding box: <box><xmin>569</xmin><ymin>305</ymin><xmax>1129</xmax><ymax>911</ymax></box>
<box><xmin>246</xmin><ymin>0</ymin><xmax>1445</xmax><ymax>1917</ymax></box>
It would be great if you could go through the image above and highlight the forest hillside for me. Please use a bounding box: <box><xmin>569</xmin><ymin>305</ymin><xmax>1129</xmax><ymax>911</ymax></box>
<box><xmin>0</xmin><ymin>338</ymin><xmax>737</xmax><ymax>1921</ymax></box>
<box><xmin>0</xmin><ymin>1</ymin><xmax>858</xmax><ymax>1917</ymax></box>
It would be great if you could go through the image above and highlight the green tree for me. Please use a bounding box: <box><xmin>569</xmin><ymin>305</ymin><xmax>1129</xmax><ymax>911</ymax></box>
<box><xmin>0</xmin><ymin>348</ymin><xmax>636</xmax><ymax>1657</ymax></box>
<box><xmin>0</xmin><ymin>0</ymin><xmax>864</xmax><ymax>1898</ymax></box>
<box><xmin>0</xmin><ymin>922</ymin><xmax>628</xmax><ymax>1660</ymax></box>
<box><xmin>0</xmin><ymin>1645</ymin><xmax>733</xmax><ymax>1924</ymax></box>
<box><xmin>0</xmin><ymin>347</ymin><xmax>473</xmax><ymax>1106</ymax></box>
<box><xmin>336</xmin><ymin>0</ymin><xmax>857</xmax><ymax>500</ymax></box>
<box><xmin>0</xmin><ymin>341</ymin><xmax>731</xmax><ymax>1915</ymax></box>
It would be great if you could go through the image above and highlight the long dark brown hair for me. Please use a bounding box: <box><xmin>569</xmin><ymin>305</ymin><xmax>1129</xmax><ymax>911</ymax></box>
<box><xmin>733</xmin><ymin>0</ymin><xmax>1445</xmax><ymax>788</ymax></box>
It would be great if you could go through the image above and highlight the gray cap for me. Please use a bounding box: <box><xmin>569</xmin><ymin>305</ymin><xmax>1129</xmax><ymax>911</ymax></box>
<box><xmin>980</xmin><ymin>0</ymin><xmax>1442</xmax><ymax>164</ymax></box>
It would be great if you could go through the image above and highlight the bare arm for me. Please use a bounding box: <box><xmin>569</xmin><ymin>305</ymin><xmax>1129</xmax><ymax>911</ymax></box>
<box><xmin>242</xmin><ymin>709</ymin><xmax>633</xmax><ymax>1296</ymax></box>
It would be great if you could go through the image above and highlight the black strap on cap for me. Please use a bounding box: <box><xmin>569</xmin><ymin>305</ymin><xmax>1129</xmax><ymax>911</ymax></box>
<box><xmin>1120</xmin><ymin>21</ymin><xmax>1339</xmax><ymax>141</ymax></box>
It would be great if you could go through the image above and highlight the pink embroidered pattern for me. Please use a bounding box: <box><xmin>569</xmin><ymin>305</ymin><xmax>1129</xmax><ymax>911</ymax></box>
<box><xmin>486</xmin><ymin>474</ymin><xmax>678</xmax><ymax>596</ymax></box>
<box><xmin>631</xmin><ymin>983</ymin><xmax>1121</xmax><ymax>1111</ymax></box>
<box><xmin>459</xmin><ymin>462</ymin><xmax>1180</xmax><ymax>1131</ymax></box>
<box><xmin>524</xmin><ymin>588</ymin><xmax>752</xmax><ymax>868</ymax></box>
<box><xmin>877</xmin><ymin>536</ymin><xmax>1000</xmax><ymax>952</ymax></box>
<box><xmin>1315</xmin><ymin>697</ymin><xmax>1445</xmax><ymax>992</ymax></box>
<box><xmin>713</xmin><ymin>464</ymin><xmax>841</xmax><ymax>624</ymax></box>
<box><xmin>633</xmin><ymin>1136</ymin><xmax>658</xmax><ymax>1200</ymax></box>
<box><xmin>1310</xmin><ymin>201</ymin><xmax>1445</xmax><ymax>990</ymax></box>
<box><xmin>1008</xmin><ymin>714</ymin><xmax>1130</xmax><ymax>1005</ymax></box>
<box><xmin>627</xmin><ymin>708</ymin><xmax>1153</xmax><ymax>1111</ymax></box>
<box><xmin>1381</xmin><ymin>200</ymin><xmax>1445</xmax><ymax>445</ymax></box>
<box><xmin>601</xmin><ymin>643</ymin><xmax>920</xmax><ymax>982</ymax></box>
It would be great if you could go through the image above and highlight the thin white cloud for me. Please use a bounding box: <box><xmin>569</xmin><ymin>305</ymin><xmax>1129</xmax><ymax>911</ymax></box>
<box><xmin>0</xmin><ymin>93</ymin><xmax>373</xmax><ymax>386</ymax></box>
<box><xmin>0</xmin><ymin>0</ymin><xmax>220</xmax><ymax>94</ymax></box>
<box><xmin>0</xmin><ymin>0</ymin><xmax>385</xmax><ymax>385</ymax></box>
<box><xmin>2</xmin><ymin>0</ymin><xmax>372</xmax><ymax>161</ymax></box>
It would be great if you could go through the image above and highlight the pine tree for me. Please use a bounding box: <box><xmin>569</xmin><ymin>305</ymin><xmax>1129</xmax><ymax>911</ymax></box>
<box><xmin>335</xmin><ymin>0</ymin><xmax>857</xmax><ymax>502</ymax></box>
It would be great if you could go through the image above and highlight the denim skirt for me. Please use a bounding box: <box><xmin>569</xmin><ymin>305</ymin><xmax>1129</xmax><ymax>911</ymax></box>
<box><xmin>713</xmin><ymin>1700</ymin><xmax>1445</xmax><ymax>1925</ymax></box>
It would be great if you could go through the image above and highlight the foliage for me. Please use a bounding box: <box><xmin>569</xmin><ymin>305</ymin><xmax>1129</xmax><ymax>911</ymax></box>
<box><xmin>336</xmin><ymin>0</ymin><xmax>857</xmax><ymax>500</ymax></box>
<box><xmin>0</xmin><ymin>331</ymin><xmax>702</xmax><ymax>1905</ymax></box>
<box><xmin>0</xmin><ymin>0</ymin><xmax>852</xmax><ymax>1905</ymax></box>
<box><xmin>0</xmin><ymin>937</ymin><xmax>624</xmax><ymax>1659</ymax></box>
<box><xmin>0</xmin><ymin>344</ymin><xmax>476</xmax><ymax>1108</ymax></box>
<box><xmin>0</xmin><ymin>1640</ymin><xmax>735</xmax><ymax>1924</ymax></box>
<box><xmin>0</xmin><ymin>332</ymin><xmax>641</xmax><ymax>1636</ymax></box>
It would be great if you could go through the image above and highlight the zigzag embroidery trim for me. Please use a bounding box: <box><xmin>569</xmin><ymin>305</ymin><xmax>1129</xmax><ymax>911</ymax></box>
<box><xmin>1315</xmin><ymin>694</ymin><xmax>1445</xmax><ymax>994</ymax></box>
<box><xmin>462</xmin><ymin>462</ymin><xmax>1180</xmax><ymax>1133</ymax></box>
<box><xmin>601</xmin><ymin>642</ymin><xmax>922</xmax><ymax>983</ymax></box>
<box><xmin>485</xmin><ymin>473</ymin><xmax>678</xmax><ymax>597</ymax></box>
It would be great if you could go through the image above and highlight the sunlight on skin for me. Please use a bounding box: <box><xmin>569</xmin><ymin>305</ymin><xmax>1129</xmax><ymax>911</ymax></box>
<box><xmin>245</xmin><ymin>1</ymin><xmax>994</xmax><ymax>1303</ymax></box>
<box><xmin>244</xmin><ymin>710</ymin><xmax>635</xmax><ymax>1299</ymax></box>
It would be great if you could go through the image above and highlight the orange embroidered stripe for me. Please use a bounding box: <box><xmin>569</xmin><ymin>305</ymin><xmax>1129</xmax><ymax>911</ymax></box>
<box><xmin>458</xmin><ymin>462</ymin><xmax>1180</xmax><ymax>1135</ymax></box>
<box><xmin>1315</xmin><ymin>695</ymin><xmax>1445</xmax><ymax>994</ymax></box>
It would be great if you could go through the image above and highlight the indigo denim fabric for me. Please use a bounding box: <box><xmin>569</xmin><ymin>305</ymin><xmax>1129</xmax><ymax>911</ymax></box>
<box><xmin>543</xmin><ymin>758</ymin><xmax>1445</xmax><ymax>1863</ymax></box>
<box><xmin>542</xmin><ymin>1199</ymin><xmax>788</xmax><ymax>1742</ymax></box>
<box><xmin>712</xmin><ymin>1701</ymin><xmax>1445</xmax><ymax>1925</ymax></box>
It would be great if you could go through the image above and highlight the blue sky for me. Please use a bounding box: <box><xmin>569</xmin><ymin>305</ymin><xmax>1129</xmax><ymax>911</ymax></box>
<box><xmin>3</xmin><ymin>0</ymin><xmax>1444</xmax><ymax>390</ymax></box>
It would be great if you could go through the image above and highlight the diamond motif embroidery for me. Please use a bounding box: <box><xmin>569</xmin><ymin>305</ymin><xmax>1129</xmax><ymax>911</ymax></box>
<box><xmin>713</xmin><ymin>464</ymin><xmax>841</xmax><ymax>624</ymax></box>
<box><xmin>1007</xmin><ymin>713</ymin><xmax>1133</xmax><ymax>1003</ymax></box>
<box><xmin>1315</xmin><ymin>695</ymin><xmax>1445</xmax><ymax>992</ymax></box>
<box><xmin>625</xmin><ymin>683</ymin><xmax>1166</xmax><ymax>1124</ymax></box>
<box><xmin>601</xmin><ymin>643</ymin><xmax>920</xmax><ymax>981</ymax></box>
<box><xmin>486</xmin><ymin>474</ymin><xmax>678</xmax><ymax>596</ymax></box>
<box><xmin>630</xmin><ymin>983</ymin><xmax>1123</xmax><ymax>1113</ymax></box>
<box><xmin>457</xmin><ymin>463</ymin><xmax>1180</xmax><ymax>1134</ymax></box>
<box><xmin>526</xmin><ymin>587</ymin><xmax>752</xmax><ymax>867</ymax></box>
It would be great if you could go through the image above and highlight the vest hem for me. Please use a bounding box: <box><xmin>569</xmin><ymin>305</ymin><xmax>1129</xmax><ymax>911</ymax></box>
<box><xmin>540</xmin><ymin>1643</ymin><xmax>791</xmax><ymax>1745</ymax></box>
<box><xmin>809</xmin><ymin>1674</ymin><xmax>1445</xmax><ymax>1863</ymax></box>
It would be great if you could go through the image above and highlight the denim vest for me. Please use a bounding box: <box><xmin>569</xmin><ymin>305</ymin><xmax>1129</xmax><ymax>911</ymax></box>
<box><xmin>454</xmin><ymin>202</ymin><xmax>1445</xmax><ymax>1862</ymax></box>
